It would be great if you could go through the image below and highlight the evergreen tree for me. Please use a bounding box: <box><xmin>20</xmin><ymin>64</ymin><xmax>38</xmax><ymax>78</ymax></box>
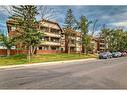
<box><xmin>11</xmin><ymin>5</ymin><xmax>43</xmax><ymax>62</ymax></box>
<box><xmin>64</xmin><ymin>8</ymin><xmax>76</xmax><ymax>29</ymax></box>
<box><xmin>64</xmin><ymin>8</ymin><xmax>76</xmax><ymax>53</ymax></box>
<box><xmin>76</xmin><ymin>16</ymin><xmax>92</xmax><ymax>54</ymax></box>
<box><xmin>0</xmin><ymin>34</ymin><xmax>14</xmax><ymax>56</ymax></box>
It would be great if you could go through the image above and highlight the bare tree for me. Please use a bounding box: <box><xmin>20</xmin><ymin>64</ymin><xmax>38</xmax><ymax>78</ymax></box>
<box><xmin>92</xmin><ymin>19</ymin><xmax>98</xmax><ymax>36</ymax></box>
<box><xmin>37</xmin><ymin>6</ymin><xmax>57</xmax><ymax>21</ymax></box>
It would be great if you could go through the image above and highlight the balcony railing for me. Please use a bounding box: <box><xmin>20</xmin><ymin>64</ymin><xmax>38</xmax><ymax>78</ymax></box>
<box><xmin>44</xmin><ymin>32</ymin><xmax>61</xmax><ymax>38</ymax></box>
<box><xmin>41</xmin><ymin>41</ymin><xmax>61</xmax><ymax>46</ymax></box>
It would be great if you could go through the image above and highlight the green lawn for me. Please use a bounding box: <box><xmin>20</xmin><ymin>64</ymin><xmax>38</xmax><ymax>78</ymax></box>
<box><xmin>0</xmin><ymin>53</ymin><xmax>97</xmax><ymax>66</ymax></box>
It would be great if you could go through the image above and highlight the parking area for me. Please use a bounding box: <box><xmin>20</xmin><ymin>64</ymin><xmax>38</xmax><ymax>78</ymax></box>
<box><xmin>98</xmin><ymin>51</ymin><xmax>127</xmax><ymax>59</ymax></box>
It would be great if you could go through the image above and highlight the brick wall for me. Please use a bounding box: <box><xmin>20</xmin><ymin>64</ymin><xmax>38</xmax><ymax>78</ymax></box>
<box><xmin>0</xmin><ymin>49</ymin><xmax>7</xmax><ymax>55</ymax></box>
<box><xmin>36</xmin><ymin>50</ymin><xmax>61</xmax><ymax>54</ymax></box>
<box><xmin>0</xmin><ymin>49</ymin><xmax>62</xmax><ymax>55</ymax></box>
<box><xmin>0</xmin><ymin>49</ymin><xmax>28</xmax><ymax>55</ymax></box>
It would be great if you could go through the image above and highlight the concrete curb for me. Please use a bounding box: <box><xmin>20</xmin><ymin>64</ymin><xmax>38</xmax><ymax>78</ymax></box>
<box><xmin>0</xmin><ymin>58</ymin><xmax>97</xmax><ymax>69</ymax></box>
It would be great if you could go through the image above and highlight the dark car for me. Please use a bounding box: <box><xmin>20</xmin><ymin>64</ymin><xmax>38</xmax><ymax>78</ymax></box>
<box><xmin>99</xmin><ymin>52</ymin><xmax>112</xmax><ymax>59</ymax></box>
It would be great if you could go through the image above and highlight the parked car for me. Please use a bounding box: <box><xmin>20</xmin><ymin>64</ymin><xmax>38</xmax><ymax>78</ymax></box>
<box><xmin>116</xmin><ymin>52</ymin><xmax>122</xmax><ymax>57</ymax></box>
<box><xmin>112</xmin><ymin>52</ymin><xmax>119</xmax><ymax>58</ymax></box>
<box><xmin>99</xmin><ymin>52</ymin><xmax>112</xmax><ymax>59</ymax></box>
<box><xmin>121</xmin><ymin>52</ymin><xmax>127</xmax><ymax>56</ymax></box>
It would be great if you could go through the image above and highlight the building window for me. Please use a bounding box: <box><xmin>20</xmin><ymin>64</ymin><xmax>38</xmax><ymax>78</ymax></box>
<box><xmin>39</xmin><ymin>47</ymin><xmax>42</xmax><ymax>50</ymax></box>
<box><xmin>40</xmin><ymin>26</ymin><xmax>49</xmax><ymax>32</ymax></box>
<box><xmin>51</xmin><ymin>46</ymin><xmax>59</xmax><ymax>50</ymax></box>
<box><xmin>50</xmin><ymin>28</ymin><xmax>60</xmax><ymax>34</ymax></box>
<box><xmin>11</xmin><ymin>26</ymin><xmax>16</xmax><ymax>31</ymax></box>
<box><xmin>42</xmin><ymin>46</ymin><xmax>49</xmax><ymax>50</ymax></box>
<box><xmin>51</xmin><ymin>37</ymin><xmax>59</xmax><ymax>43</ymax></box>
<box><xmin>42</xmin><ymin>37</ymin><xmax>49</xmax><ymax>41</ymax></box>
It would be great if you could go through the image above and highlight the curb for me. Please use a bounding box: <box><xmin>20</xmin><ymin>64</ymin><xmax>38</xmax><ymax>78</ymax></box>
<box><xmin>0</xmin><ymin>58</ymin><xmax>97</xmax><ymax>70</ymax></box>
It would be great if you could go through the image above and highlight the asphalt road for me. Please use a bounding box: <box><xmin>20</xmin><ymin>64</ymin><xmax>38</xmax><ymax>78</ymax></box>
<box><xmin>0</xmin><ymin>57</ymin><xmax>127</xmax><ymax>89</ymax></box>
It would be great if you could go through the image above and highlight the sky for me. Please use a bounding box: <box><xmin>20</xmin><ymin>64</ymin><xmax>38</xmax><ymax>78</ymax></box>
<box><xmin>1</xmin><ymin>6</ymin><xmax>127</xmax><ymax>35</ymax></box>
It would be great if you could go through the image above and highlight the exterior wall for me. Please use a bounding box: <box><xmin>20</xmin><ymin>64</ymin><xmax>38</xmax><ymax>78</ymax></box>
<box><xmin>0</xmin><ymin>49</ymin><xmax>28</xmax><ymax>56</ymax></box>
<box><xmin>97</xmin><ymin>38</ymin><xmax>105</xmax><ymax>52</ymax></box>
<box><xmin>61</xmin><ymin>32</ymin><xmax>65</xmax><ymax>53</ymax></box>
<box><xmin>0</xmin><ymin>49</ymin><xmax>7</xmax><ymax>55</ymax></box>
<box><xmin>63</xmin><ymin>29</ymin><xmax>82</xmax><ymax>53</ymax></box>
<box><xmin>75</xmin><ymin>35</ymin><xmax>82</xmax><ymax>53</ymax></box>
<box><xmin>37</xmin><ymin>20</ymin><xmax>63</xmax><ymax>54</ymax></box>
<box><xmin>90</xmin><ymin>38</ymin><xmax>98</xmax><ymax>53</ymax></box>
<box><xmin>36</xmin><ymin>50</ymin><xmax>61</xmax><ymax>54</ymax></box>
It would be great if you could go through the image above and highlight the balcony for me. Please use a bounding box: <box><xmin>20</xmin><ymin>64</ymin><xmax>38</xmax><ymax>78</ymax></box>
<box><xmin>70</xmin><ymin>44</ymin><xmax>76</xmax><ymax>47</ymax></box>
<box><xmin>44</xmin><ymin>32</ymin><xmax>61</xmax><ymax>38</ymax></box>
<box><xmin>70</xmin><ymin>36</ymin><xmax>75</xmax><ymax>39</ymax></box>
<box><xmin>41</xmin><ymin>41</ymin><xmax>61</xmax><ymax>46</ymax></box>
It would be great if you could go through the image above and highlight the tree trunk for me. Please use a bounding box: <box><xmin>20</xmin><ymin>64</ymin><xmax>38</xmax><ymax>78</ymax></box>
<box><xmin>82</xmin><ymin>44</ymin><xmax>85</xmax><ymax>53</ymax></box>
<box><xmin>7</xmin><ymin>49</ymin><xmax>10</xmax><ymax>56</ymax></box>
<box><xmin>31</xmin><ymin>46</ymin><xmax>37</xmax><ymax>55</ymax></box>
<box><xmin>85</xmin><ymin>47</ymin><xmax>87</xmax><ymax>55</ymax></box>
<box><xmin>68</xmin><ymin>43</ymin><xmax>70</xmax><ymax>54</ymax></box>
<box><xmin>27</xmin><ymin>46</ymin><xmax>31</xmax><ymax>63</ymax></box>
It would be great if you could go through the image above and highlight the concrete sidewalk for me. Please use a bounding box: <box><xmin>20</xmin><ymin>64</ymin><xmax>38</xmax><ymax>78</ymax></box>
<box><xmin>0</xmin><ymin>58</ymin><xmax>97</xmax><ymax>69</ymax></box>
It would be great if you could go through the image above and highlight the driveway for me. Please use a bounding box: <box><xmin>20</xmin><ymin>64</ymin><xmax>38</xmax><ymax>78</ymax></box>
<box><xmin>0</xmin><ymin>57</ymin><xmax>127</xmax><ymax>89</ymax></box>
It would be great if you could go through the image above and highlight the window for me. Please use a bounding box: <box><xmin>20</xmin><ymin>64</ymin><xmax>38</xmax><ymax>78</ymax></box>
<box><xmin>51</xmin><ymin>46</ymin><xmax>59</xmax><ymax>50</ymax></box>
<box><xmin>50</xmin><ymin>28</ymin><xmax>60</xmax><ymax>34</ymax></box>
<box><xmin>40</xmin><ymin>26</ymin><xmax>49</xmax><ymax>32</ymax></box>
<box><xmin>42</xmin><ymin>46</ymin><xmax>49</xmax><ymax>50</ymax></box>
<box><xmin>11</xmin><ymin>26</ymin><xmax>16</xmax><ymax>31</ymax></box>
<box><xmin>39</xmin><ymin>47</ymin><xmax>42</xmax><ymax>50</ymax></box>
<box><xmin>51</xmin><ymin>37</ymin><xmax>59</xmax><ymax>43</ymax></box>
<box><xmin>44</xmin><ymin>37</ymin><xmax>49</xmax><ymax>41</ymax></box>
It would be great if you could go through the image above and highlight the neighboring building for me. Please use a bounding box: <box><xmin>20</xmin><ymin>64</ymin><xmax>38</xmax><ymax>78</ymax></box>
<box><xmin>75</xmin><ymin>32</ymin><xmax>82</xmax><ymax>53</ymax></box>
<box><xmin>97</xmin><ymin>37</ymin><xmax>105</xmax><ymax>52</ymax></box>
<box><xmin>90</xmin><ymin>37</ymin><xmax>98</xmax><ymax>53</ymax></box>
<box><xmin>63</xmin><ymin>28</ymin><xmax>82</xmax><ymax>53</ymax></box>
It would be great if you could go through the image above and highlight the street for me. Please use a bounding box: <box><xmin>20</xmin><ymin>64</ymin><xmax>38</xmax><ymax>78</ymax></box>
<box><xmin>0</xmin><ymin>57</ymin><xmax>127</xmax><ymax>89</ymax></box>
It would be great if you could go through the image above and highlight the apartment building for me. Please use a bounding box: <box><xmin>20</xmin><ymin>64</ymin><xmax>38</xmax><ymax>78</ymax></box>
<box><xmin>90</xmin><ymin>37</ymin><xmax>98</xmax><ymax>53</ymax></box>
<box><xmin>36</xmin><ymin>19</ymin><xmax>64</xmax><ymax>54</ymax></box>
<box><xmin>7</xmin><ymin>19</ymin><xmax>65</xmax><ymax>54</ymax></box>
<box><xmin>6</xmin><ymin>19</ymin><xmax>100</xmax><ymax>54</ymax></box>
<box><xmin>63</xmin><ymin>28</ymin><xmax>82</xmax><ymax>53</ymax></box>
<box><xmin>97</xmin><ymin>37</ymin><xmax>106</xmax><ymax>52</ymax></box>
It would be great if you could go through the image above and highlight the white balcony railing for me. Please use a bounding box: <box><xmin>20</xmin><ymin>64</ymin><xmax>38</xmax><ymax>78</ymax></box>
<box><xmin>44</xmin><ymin>32</ymin><xmax>61</xmax><ymax>38</ymax></box>
<box><xmin>41</xmin><ymin>41</ymin><xmax>61</xmax><ymax>46</ymax></box>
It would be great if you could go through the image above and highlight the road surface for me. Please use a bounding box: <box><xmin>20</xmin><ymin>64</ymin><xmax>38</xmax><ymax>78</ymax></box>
<box><xmin>0</xmin><ymin>57</ymin><xmax>127</xmax><ymax>89</ymax></box>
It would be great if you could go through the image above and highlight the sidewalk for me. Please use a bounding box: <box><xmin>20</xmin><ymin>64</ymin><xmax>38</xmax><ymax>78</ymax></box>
<box><xmin>0</xmin><ymin>58</ymin><xmax>97</xmax><ymax>69</ymax></box>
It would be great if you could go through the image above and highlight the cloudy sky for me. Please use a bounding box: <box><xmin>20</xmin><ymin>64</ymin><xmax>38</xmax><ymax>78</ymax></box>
<box><xmin>1</xmin><ymin>6</ymin><xmax>127</xmax><ymax>34</ymax></box>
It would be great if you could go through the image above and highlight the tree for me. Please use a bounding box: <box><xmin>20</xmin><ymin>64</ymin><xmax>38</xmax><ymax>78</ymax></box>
<box><xmin>100</xmin><ymin>26</ymin><xmax>110</xmax><ymax>51</ymax></box>
<box><xmin>0</xmin><ymin>34</ymin><xmax>14</xmax><ymax>56</ymax></box>
<box><xmin>64</xmin><ymin>8</ymin><xmax>76</xmax><ymax>54</ymax></box>
<box><xmin>91</xmin><ymin>19</ymin><xmax>98</xmax><ymax>36</ymax></box>
<box><xmin>64</xmin><ymin>9</ymin><xmax>76</xmax><ymax>29</ymax></box>
<box><xmin>37</xmin><ymin>6</ymin><xmax>57</xmax><ymax>20</ymax></box>
<box><xmin>76</xmin><ymin>16</ymin><xmax>92</xmax><ymax>54</ymax></box>
<box><xmin>100</xmin><ymin>27</ymin><xmax>127</xmax><ymax>52</ymax></box>
<box><xmin>10</xmin><ymin>5</ymin><xmax>43</xmax><ymax>62</ymax></box>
